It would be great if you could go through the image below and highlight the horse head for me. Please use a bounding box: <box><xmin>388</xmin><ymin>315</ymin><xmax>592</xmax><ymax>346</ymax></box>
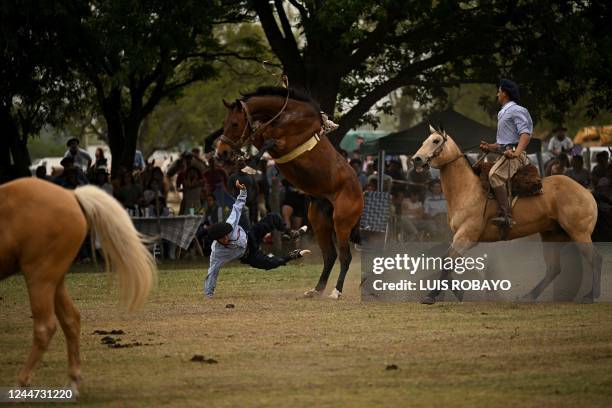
<box><xmin>215</xmin><ymin>99</ymin><xmax>251</xmax><ymax>163</ymax></box>
<box><xmin>413</xmin><ymin>124</ymin><xmax>461</xmax><ymax>168</ymax></box>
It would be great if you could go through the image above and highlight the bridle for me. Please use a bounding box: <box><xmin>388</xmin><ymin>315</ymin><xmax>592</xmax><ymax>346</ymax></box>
<box><xmin>218</xmin><ymin>91</ymin><xmax>290</xmax><ymax>155</ymax></box>
<box><xmin>418</xmin><ymin>131</ymin><xmax>482</xmax><ymax>168</ymax></box>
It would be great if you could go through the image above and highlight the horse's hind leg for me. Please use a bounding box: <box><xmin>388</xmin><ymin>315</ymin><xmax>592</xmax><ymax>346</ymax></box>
<box><xmin>17</xmin><ymin>280</ymin><xmax>58</xmax><ymax>386</ymax></box>
<box><xmin>329</xmin><ymin>195</ymin><xmax>363</xmax><ymax>299</ymax></box>
<box><xmin>522</xmin><ymin>231</ymin><xmax>568</xmax><ymax>301</ymax></box>
<box><xmin>55</xmin><ymin>280</ymin><xmax>82</xmax><ymax>390</ymax></box>
<box><xmin>304</xmin><ymin>199</ymin><xmax>336</xmax><ymax>297</ymax></box>
<box><xmin>572</xmin><ymin>238</ymin><xmax>602</xmax><ymax>303</ymax></box>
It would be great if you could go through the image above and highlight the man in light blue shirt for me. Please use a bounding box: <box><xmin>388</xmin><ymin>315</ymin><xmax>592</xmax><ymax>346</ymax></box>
<box><xmin>480</xmin><ymin>79</ymin><xmax>533</xmax><ymax>228</ymax></box>
<box><xmin>204</xmin><ymin>180</ymin><xmax>310</xmax><ymax>298</ymax></box>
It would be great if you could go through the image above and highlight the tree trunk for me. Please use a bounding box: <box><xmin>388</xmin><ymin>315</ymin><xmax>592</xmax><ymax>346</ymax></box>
<box><xmin>0</xmin><ymin>107</ymin><xmax>31</xmax><ymax>183</ymax></box>
<box><xmin>120</xmin><ymin>117</ymin><xmax>141</xmax><ymax>173</ymax></box>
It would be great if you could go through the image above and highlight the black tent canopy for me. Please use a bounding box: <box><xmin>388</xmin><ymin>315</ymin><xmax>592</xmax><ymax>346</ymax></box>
<box><xmin>360</xmin><ymin>109</ymin><xmax>541</xmax><ymax>155</ymax></box>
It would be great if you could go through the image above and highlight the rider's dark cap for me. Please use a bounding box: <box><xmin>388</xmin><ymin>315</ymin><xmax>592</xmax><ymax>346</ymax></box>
<box><xmin>208</xmin><ymin>222</ymin><xmax>233</xmax><ymax>240</ymax></box>
<box><xmin>66</xmin><ymin>137</ymin><xmax>80</xmax><ymax>147</ymax></box>
<box><xmin>499</xmin><ymin>79</ymin><xmax>520</xmax><ymax>103</ymax></box>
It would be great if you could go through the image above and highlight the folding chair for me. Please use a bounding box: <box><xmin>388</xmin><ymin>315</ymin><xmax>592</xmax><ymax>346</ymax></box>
<box><xmin>359</xmin><ymin>191</ymin><xmax>392</xmax><ymax>250</ymax></box>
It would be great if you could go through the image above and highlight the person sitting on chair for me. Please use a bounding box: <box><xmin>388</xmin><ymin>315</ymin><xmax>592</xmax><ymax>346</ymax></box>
<box><xmin>204</xmin><ymin>179</ymin><xmax>309</xmax><ymax>298</ymax></box>
<box><xmin>480</xmin><ymin>78</ymin><xmax>533</xmax><ymax>228</ymax></box>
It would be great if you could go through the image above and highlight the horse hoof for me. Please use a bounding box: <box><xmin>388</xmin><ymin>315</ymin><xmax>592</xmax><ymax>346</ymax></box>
<box><xmin>421</xmin><ymin>296</ymin><xmax>436</xmax><ymax>305</ymax></box>
<box><xmin>69</xmin><ymin>381</ymin><xmax>80</xmax><ymax>398</ymax></box>
<box><xmin>329</xmin><ymin>289</ymin><xmax>342</xmax><ymax>300</ymax></box>
<box><xmin>303</xmin><ymin>288</ymin><xmax>322</xmax><ymax>298</ymax></box>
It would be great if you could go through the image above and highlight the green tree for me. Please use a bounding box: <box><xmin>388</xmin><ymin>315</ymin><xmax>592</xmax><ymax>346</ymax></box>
<box><xmin>250</xmin><ymin>0</ymin><xmax>612</xmax><ymax>145</ymax></box>
<box><xmin>62</xmin><ymin>0</ymin><xmax>252</xmax><ymax>175</ymax></box>
<box><xmin>0</xmin><ymin>1</ymin><xmax>83</xmax><ymax>181</ymax></box>
<box><xmin>138</xmin><ymin>23</ymin><xmax>277</xmax><ymax>156</ymax></box>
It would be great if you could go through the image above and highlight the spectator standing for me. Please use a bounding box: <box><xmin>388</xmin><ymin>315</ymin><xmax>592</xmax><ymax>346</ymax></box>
<box><xmin>63</xmin><ymin>138</ymin><xmax>92</xmax><ymax>173</ymax></box>
<box><xmin>203</xmin><ymin>157</ymin><xmax>229</xmax><ymax>195</ymax></box>
<box><xmin>87</xmin><ymin>147</ymin><xmax>108</xmax><ymax>181</ymax></box>
<box><xmin>180</xmin><ymin>166</ymin><xmax>205</xmax><ymax>215</ymax></box>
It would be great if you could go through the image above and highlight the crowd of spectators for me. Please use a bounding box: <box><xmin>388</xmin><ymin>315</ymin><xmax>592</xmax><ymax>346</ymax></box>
<box><xmin>38</xmin><ymin>129</ymin><xmax>612</xmax><ymax>254</ymax></box>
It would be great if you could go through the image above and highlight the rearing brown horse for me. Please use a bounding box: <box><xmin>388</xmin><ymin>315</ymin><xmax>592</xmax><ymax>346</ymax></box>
<box><xmin>216</xmin><ymin>87</ymin><xmax>363</xmax><ymax>299</ymax></box>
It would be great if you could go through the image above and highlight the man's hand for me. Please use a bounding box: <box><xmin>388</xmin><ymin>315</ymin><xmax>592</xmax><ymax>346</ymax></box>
<box><xmin>235</xmin><ymin>179</ymin><xmax>246</xmax><ymax>190</ymax></box>
<box><xmin>504</xmin><ymin>150</ymin><xmax>518</xmax><ymax>159</ymax></box>
<box><xmin>480</xmin><ymin>140</ymin><xmax>496</xmax><ymax>152</ymax></box>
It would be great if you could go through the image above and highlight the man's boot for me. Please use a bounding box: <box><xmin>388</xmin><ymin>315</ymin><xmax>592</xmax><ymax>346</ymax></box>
<box><xmin>491</xmin><ymin>186</ymin><xmax>514</xmax><ymax>228</ymax></box>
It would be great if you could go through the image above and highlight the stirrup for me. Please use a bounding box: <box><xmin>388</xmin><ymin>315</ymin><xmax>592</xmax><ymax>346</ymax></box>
<box><xmin>491</xmin><ymin>216</ymin><xmax>514</xmax><ymax>228</ymax></box>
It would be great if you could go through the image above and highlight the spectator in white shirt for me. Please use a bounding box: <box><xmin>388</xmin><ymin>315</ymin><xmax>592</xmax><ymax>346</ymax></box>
<box><xmin>547</xmin><ymin>126</ymin><xmax>573</xmax><ymax>157</ymax></box>
<box><xmin>64</xmin><ymin>138</ymin><xmax>92</xmax><ymax>173</ymax></box>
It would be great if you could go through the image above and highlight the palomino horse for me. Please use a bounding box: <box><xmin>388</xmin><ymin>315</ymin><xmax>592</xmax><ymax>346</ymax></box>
<box><xmin>0</xmin><ymin>178</ymin><xmax>156</xmax><ymax>391</ymax></box>
<box><xmin>215</xmin><ymin>87</ymin><xmax>363</xmax><ymax>299</ymax></box>
<box><xmin>412</xmin><ymin>126</ymin><xmax>601</xmax><ymax>304</ymax></box>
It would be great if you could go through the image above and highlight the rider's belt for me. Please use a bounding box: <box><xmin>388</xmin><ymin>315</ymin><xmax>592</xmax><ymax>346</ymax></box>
<box><xmin>500</xmin><ymin>143</ymin><xmax>518</xmax><ymax>151</ymax></box>
<box><xmin>274</xmin><ymin>132</ymin><xmax>321</xmax><ymax>164</ymax></box>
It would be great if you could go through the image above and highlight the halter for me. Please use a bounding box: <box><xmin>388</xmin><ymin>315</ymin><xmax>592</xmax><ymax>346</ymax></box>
<box><xmin>420</xmin><ymin>131</ymin><xmax>482</xmax><ymax>168</ymax></box>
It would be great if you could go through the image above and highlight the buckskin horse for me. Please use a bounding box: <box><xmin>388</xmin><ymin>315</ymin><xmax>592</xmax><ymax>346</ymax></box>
<box><xmin>215</xmin><ymin>87</ymin><xmax>363</xmax><ymax>299</ymax></box>
<box><xmin>0</xmin><ymin>178</ymin><xmax>156</xmax><ymax>391</ymax></box>
<box><xmin>412</xmin><ymin>126</ymin><xmax>601</xmax><ymax>304</ymax></box>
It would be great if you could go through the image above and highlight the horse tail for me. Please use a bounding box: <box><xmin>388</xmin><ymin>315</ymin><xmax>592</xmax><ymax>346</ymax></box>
<box><xmin>350</xmin><ymin>219</ymin><xmax>362</xmax><ymax>244</ymax></box>
<box><xmin>73</xmin><ymin>186</ymin><xmax>156</xmax><ymax>311</ymax></box>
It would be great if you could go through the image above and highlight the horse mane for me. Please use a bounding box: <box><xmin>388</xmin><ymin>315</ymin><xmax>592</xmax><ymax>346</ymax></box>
<box><xmin>240</xmin><ymin>86</ymin><xmax>321</xmax><ymax>112</ymax></box>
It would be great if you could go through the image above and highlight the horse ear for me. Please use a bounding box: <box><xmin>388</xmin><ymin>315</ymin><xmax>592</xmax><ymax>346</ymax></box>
<box><xmin>222</xmin><ymin>99</ymin><xmax>232</xmax><ymax>110</ymax></box>
<box><xmin>428</xmin><ymin>124</ymin><xmax>436</xmax><ymax>134</ymax></box>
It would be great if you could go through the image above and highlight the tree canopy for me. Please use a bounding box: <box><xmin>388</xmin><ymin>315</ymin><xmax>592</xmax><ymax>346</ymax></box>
<box><xmin>249</xmin><ymin>0</ymin><xmax>612</xmax><ymax>144</ymax></box>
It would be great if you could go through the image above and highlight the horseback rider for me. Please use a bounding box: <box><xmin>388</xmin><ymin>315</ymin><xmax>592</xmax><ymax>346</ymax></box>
<box><xmin>479</xmin><ymin>79</ymin><xmax>533</xmax><ymax>228</ymax></box>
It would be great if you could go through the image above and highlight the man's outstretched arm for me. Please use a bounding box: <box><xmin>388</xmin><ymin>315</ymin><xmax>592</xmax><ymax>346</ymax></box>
<box><xmin>226</xmin><ymin>180</ymin><xmax>247</xmax><ymax>230</ymax></box>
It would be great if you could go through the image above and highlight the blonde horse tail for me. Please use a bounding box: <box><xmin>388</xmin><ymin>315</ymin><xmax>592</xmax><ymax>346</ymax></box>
<box><xmin>74</xmin><ymin>186</ymin><xmax>156</xmax><ymax>311</ymax></box>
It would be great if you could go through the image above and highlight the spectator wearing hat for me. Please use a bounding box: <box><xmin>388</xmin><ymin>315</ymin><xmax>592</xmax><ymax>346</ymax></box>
<box><xmin>548</xmin><ymin>126</ymin><xmax>573</xmax><ymax>157</ymax></box>
<box><xmin>54</xmin><ymin>156</ymin><xmax>88</xmax><ymax>188</ymax></box>
<box><xmin>204</xmin><ymin>180</ymin><xmax>310</xmax><ymax>298</ymax></box>
<box><xmin>479</xmin><ymin>78</ymin><xmax>533</xmax><ymax>228</ymax></box>
<box><xmin>63</xmin><ymin>138</ymin><xmax>92</xmax><ymax>173</ymax></box>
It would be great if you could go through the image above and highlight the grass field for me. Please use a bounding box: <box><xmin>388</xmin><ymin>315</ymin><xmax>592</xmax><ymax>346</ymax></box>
<box><xmin>1</xmin><ymin>259</ymin><xmax>612</xmax><ymax>407</ymax></box>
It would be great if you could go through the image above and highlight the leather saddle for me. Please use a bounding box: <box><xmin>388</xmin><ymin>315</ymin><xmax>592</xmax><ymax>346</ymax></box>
<box><xmin>472</xmin><ymin>161</ymin><xmax>543</xmax><ymax>198</ymax></box>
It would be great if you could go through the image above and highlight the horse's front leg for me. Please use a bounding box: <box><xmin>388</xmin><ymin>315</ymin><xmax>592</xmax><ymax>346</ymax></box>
<box><xmin>242</xmin><ymin>139</ymin><xmax>276</xmax><ymax>175</ymax></box>
<box><xmin>421</xmin><ymin>228</ymin><xmax>480</xmax><ymax>305</ymax></box>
